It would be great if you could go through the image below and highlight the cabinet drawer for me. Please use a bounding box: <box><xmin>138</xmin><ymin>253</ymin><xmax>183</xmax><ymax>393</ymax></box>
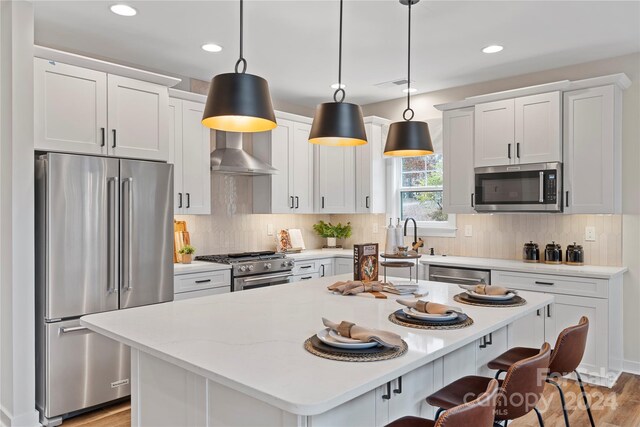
<box><xmin>292</xmin><ymin>260</ymin><xmax>320</xmax><ymax>275</ymax></box>
<box><xmin>291</xmin><ymin>272</ymin><xmax>320</xmax><ymax>283</ymax></box>
<box><xmin>174</xmin><ymin>270</ymin><xmax>231</xmax><ymax>294</ymax></box>
<box><xmin>492</xmin><ymin>270</ymin><xmax>607</xmax><ymax>298</ymax></box>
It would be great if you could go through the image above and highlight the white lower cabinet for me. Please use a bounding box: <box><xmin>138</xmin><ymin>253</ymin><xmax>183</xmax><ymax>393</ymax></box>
<box><xmin>318</xmin><ymin>259</ymin><xmax>334</xmax><ymax>278</ymax></box>
<box><xmin>507</xmin><ymin>308</ymin><xmax>547</xmax><ymax>349</ymax></box>
<box><xmin>386</xmin><ymin>364</ymin><xmax>436</xmax><ymax>423</ymax></box>
<box><xmin>335</xmin><ymin>258</ymin><xmax>354</xmax><ymax>275</ymax></box>
<box><xmin>475</xmin><ymin>327</ymin><xmax>508</xmax><ymax>378</ymax></box>
<box><xmin>174</xmin><ymin>270</ymin><xmax>231</xmax><ymax>300</ymax></box>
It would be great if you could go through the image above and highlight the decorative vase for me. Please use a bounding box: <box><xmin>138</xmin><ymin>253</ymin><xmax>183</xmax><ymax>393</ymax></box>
<box><xmin>181</xmin><ymin>254</ymin><xmax>193</xmax><ymax>264</ymax></box>
<box><xmin>326</xmin><ymin>237</ymin><xmax>337</xmax><ymax>248</ymax></box>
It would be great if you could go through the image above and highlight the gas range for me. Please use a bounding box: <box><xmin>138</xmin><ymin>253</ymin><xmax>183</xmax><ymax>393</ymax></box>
<box><xmin>195</xmin><ymin>251</ymin><xmax>295</xmax><ymax>291</ymax></box>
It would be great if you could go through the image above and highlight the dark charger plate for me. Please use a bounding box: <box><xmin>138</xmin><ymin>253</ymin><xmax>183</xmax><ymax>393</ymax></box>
<box><xmin>456</xmin><ymin>292</ymin><xmax>526</xmax><ymax>306</ymax></box>
<box><xmin>393</xmin><ymin>309</ymin><xmax>469</xmax><ymax>326</ymax></box>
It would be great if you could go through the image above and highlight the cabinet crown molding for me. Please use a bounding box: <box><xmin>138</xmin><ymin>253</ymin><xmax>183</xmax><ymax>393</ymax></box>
<box><xmin>435</xmin><ymin>73</ymin><xmax>630</xmax><ymax>111</ymax></box>
<box><xmin>168</xmin><ymin>89</ymin><xmax>207</xmax><ymax>104</ymax></box>
<box><xmin>34</xmin><ymin>45</ymin><xmax>182</xmax><ymax>88</ymax></box>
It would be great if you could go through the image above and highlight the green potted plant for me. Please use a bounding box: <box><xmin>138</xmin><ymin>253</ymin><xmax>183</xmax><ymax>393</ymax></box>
<box><xmin>312</xmin><ymin>221</ymin><xmax>352</xmax><ymax>248</ymax></box>
<box><xmin>178</xmin><ymin>245</ymin><xmax>196</xmax><ymax>264</ymax></box>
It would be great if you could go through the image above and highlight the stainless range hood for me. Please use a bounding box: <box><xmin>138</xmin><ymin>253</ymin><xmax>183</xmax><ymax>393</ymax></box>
<box><xmin>210</xmin><ymin>131</ymin><xmax>276</xmax><ymax>176</ymax></box>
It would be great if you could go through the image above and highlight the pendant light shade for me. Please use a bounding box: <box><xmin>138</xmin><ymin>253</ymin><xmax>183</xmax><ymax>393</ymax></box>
<box><xmin>384</xmin><ymin>0</ymin><xmax>433</xmax><ymax>157</ymax></box>
<box><xmin>309</xmin><ymin>0</ymin><xmax>367</xmax><ymax>146</ymax></box>
<box><xmin>384</xmin><ymin>120</ymin><xmax>433</xmax><ymax>156</ymax></box>
<box><xmin>202</xmin><ymin>73</ymin><xmax>276</xmax><ymax>133</ymax></box>
<box><xmin>309</xmin><ymin>101</ymin><xmax>367</xmax><ymax>146</ymax></box>
<box><xmin>202</xmin><ymin>0</ymin><xmax>276</xmax><ymax>133</ymax></box>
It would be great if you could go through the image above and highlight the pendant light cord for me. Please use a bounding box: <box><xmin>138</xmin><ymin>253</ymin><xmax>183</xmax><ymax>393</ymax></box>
<box><xmin>235</xmin><ymin>0</ymin><xmax>247</xmax><ymax>73</ymax></box>
<box><xmin>403</xmin><ymin>0</ymin><xmax>415</xmax><ymax>121</ymax></box>
<box><xmin>333</xmin><ymin>0</ymin><xmax>346</xmax><ymax>103</ymax></box>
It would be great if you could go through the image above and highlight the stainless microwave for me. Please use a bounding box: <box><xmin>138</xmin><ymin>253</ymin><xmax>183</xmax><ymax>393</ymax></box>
<box><xmin>474</xmin><ymin>162</ymin><xmax>562</xmax><ymax>212</ymax></box>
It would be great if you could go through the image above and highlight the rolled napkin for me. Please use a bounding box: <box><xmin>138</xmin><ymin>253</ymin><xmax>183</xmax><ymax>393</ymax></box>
<box><xmin>459</xmin><ymin>284</ymin><xmax>517</xmax><ymax>296</ymax></box>
<box><xmin>327</xmin><ymin>281</ymin><xmax>384</xmax><ymax>295</ymax></box>
<box><xmin>322</xmin><ymin>318</ymin><xmax>403</xmax><ymax>349</ymax></box>
<box><xmin>397</xmin><ymin>299</ymin><xmax>462</xmax><ymax>314</ymax></box>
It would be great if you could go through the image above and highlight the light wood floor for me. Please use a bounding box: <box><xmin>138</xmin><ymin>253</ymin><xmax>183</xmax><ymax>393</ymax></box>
<box><xmin>62</xmin><ymin>373</ymin><xmax>640</xmax><ymax>427</ymax></box>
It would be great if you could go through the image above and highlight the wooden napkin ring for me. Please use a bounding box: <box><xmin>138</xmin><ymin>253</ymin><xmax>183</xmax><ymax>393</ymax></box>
<box><xmin>337</xmin><ymin>321</ymin><xmax>355</xmax><ymax>338</ymax></box>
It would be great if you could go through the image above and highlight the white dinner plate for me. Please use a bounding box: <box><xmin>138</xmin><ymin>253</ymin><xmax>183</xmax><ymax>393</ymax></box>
<box><xmin>402</xmin><ymin>307</ymin><xmax>459</xmax><ymax>321</ymax></box>
<box><xmin>317</xmin><ymin>329</ymin><xmax>379</xmax><ymax>349</ymax></box>
<box><xmin>466</xmin><ymin>291</ymin><xmax>516</xmax><ymax>301</ymax></box>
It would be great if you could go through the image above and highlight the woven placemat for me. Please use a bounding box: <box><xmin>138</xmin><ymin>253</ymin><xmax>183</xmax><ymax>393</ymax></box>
<box><xmin>304</xmin><ymin>335</ymin><xmax>408</xmax><ymax>362</ymax></box>
<box><xmin>454</xmin><ymin>292</ymin><xmax>527</xmax><ymax>308</ymax></box>
<box><xmin>388</xmin><ymin>310</ymin><xmax>474</xmax><ymax>330</ymax></box>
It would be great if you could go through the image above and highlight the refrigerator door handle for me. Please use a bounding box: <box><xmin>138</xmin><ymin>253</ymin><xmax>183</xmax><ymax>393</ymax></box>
<box><xmin>122</xmin><ymin>177</ymin><xmax>134</xmax><ymax>291</ymax></box>
<box><xmin>107</xmin><ymin>177</ymin><xmax>119</xmax><ymax>294</ymax></box>
<box><xmin>59</xmin><ymin>326</ymin><xmax>89</xmax><ymax>334</ymax></box>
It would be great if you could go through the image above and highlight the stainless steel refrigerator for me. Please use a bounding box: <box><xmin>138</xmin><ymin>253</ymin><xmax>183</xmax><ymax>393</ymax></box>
<box><xmin>35</xmin><ymin>153</ymin><xmax>174</xmax><ymax>426</ymax></box>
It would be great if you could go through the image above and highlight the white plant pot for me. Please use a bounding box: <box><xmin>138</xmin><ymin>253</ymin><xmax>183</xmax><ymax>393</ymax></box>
<box><xmin>326</xmin><ymin>237</ymin><xmax>337</xmax><ymax>247</ymax></box>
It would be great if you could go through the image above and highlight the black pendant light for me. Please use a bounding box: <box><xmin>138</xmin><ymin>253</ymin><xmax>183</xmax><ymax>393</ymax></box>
<box><xmin>202</xmin><ymin>0</ymin><xmax>276</xmax><ymax>133</ymax></box>
<box><xmin>384</xmin><ymin>0</ymin><xmax>434</xmax><ymax>157</ymax></box>
<box><xmin>309</xmin><ymin>0</ymin><xmax>367</xmax><ymax>146</ymax></box>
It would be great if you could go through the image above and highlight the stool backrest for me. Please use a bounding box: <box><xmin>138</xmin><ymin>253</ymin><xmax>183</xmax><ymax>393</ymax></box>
<box><xmin>549</xmin><ymin>316</ymin><xmax>589</xmax><ymax>377</ymax></box>
<box><xmin>435</xmin><ymin>379</ymin><xmax>499</xmax><ymax>427</ymax></box>
<box><xmin>497</xmin><ymin>342</ymin><xmax>551</xmax><ymax>420</ymax></box>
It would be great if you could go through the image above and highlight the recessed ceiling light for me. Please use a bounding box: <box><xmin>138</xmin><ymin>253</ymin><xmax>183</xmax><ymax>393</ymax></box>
<box><xmin>402</xmin><ymin>88</ymin><xmax>417</xmax><ymax>94</ymax></box>
<box><xmin>201</xmin><ymin>43</ymin><xmax>223</xmax><ymax>53</ymax></box>
<box><xmin>110</xmin><ymin>4</ymin><xmax>137</xmax><ymax>16</ymax></box>
<box><xmin>482</xmin><ymin>45</ymin><xmax>504</xmax><ymax>54</ymax></box>
<box><xmin>331</xmin><ymin>83</ymin><xmax>346</xmax><ymax>89</ymax></box>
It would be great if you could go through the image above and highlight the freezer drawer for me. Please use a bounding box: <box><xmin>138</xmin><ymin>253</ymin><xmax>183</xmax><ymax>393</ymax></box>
<box><xmin>42</xmin><ymin>319</ymin><xmax>130</xmax><ymax>418</ymax></box>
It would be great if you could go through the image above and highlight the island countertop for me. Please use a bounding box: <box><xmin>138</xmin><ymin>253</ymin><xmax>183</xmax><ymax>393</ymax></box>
<box><xmin>81</xmin><ymin>275</ymin><xmax>553</xmax><ymax>416</ymax></box>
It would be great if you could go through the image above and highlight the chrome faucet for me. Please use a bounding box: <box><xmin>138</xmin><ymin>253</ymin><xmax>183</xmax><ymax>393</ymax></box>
<box><xmin>403</xmin><ymin>217</ymin><xmax>417</xmax><ymax>248</ymax></box>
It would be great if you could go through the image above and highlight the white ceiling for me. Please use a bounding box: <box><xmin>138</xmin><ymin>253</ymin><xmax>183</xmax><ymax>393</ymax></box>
<box><xmin>33</xmin><ymin>0</ymin><xmax>640</xmax><ymax>108</ymax></box>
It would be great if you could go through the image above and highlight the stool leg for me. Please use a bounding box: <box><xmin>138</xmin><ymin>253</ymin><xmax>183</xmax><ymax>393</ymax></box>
<box><xmin>533</xmin><ymin>407</ymin><xmax>544</xmax><ymax>427</ymax></box>
<box><xmin>494</xmin><ymin>369</ymin><xmax>505</xmax><ymax>379</ymax></box>
<box><xmin>575</xmin><ymin>371</ymin><xmax>596</xmax><ymax>427</ymax></box>
<box><xmin>435</xmin><ymin>408</ymin><xmax>445</xmax><ymax>420</ymax></box>
<box><xmin>546</xmin><ymin>378</ymin><xmax>570</xmax><ymax>427</ymax></box>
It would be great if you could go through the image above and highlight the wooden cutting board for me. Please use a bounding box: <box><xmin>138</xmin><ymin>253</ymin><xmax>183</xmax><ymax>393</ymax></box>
<box><xmin>174</xmin><ymin>220</ymin><xmax>190</xmax><ymax>263</ymax></box>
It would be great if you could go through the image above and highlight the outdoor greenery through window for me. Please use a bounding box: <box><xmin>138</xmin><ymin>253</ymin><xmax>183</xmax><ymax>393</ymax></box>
<box><xmin>399</xmin><ymin>154</ymin><xmax>448</xmax><ymax>222</ymax></box>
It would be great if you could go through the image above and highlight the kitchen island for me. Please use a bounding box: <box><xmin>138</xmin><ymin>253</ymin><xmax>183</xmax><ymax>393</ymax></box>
<box><xmin>81</xmin><ymin>275</ymin><xmax>554</xmax><ymax>427</ymax></box>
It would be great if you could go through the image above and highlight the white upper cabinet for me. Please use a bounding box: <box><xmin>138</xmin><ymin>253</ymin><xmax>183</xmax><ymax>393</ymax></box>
<box><xmin>514</xmin><ymin>92</ymin><xmax>561</xmax><ymax>164</ymax></box>
<box><xmin>34</xmin><ymin>58</ymin><xmax>108</xmax><ymax>155</ymax></box>
<box><xmin>169</xmin><ymin>96</ymin><xmax>211</xmax><ymax>215</ymax></box>
<box><xmin>563</xmin><ymin>85</ymin><xmax>621</xmax><ymax>214</ymax></box>
<box><xmin>253</xmin><ymin>114</ymin><xmax>314</xmax><ymax>214</ymax></box>
<box><xmin>474</xmin><ymin>92</ymin><xmax>560</xmax><ymax>167</ymax></box>
<box><xmin>355</xmin><ymin>118</ymin><xmax>389</xmax><ymax>214</ymax></box>
<box><xmin>316</xmin><ymin>145</ymin><xmax>356</xmax><ymax>214</ymax></box>
<box><xmin>107</xmin><ymin>75</ymin><xmax>169</xmax><ymax>161</ymax></box>
<box><xmin>443</xmin><ymin>108</ymin><xmax>475</xmax><ymax>214</ymax></box>
<box><xmin>34</xmin><ymin>57</ymin><xmax>170</xmax><ymax>162</ymax></box>
<box><xmin>474</xmin><ymin>99</ymin><xmax>514</xmax><ymax>167</ymax></box>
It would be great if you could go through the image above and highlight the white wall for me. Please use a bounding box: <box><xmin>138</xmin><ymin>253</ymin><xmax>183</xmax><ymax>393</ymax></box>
<box><xmin>0</xmin><ymin>1</ymin><xmax>39</xmax><ymax>426</ymax></box>
<box><xmin>364</xmin><ymin>53</ymin><xmax>640</xmax><ymax>370</ymax></box>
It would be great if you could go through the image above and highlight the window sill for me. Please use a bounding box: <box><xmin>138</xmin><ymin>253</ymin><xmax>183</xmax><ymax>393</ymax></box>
<box><xmin>417</xmin><ymin>226</ymin><xmax>457</xmax><ymax>238</ymax></box>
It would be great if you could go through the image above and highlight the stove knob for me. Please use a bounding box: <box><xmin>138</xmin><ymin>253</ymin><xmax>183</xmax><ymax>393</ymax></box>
<box><xmin>239</xmin><ymin>266</ymin><xmax>247</xmax><ymax>272</ymax></box>
<box><xmin>288</xmin><ymin>261</ymin><xmax>295</xmax><ymax>267</ymax></box>
<box><xmin>248</xmin><ymin>265</ymin><xmax>254</xmax><ymax>271</ymax></box>
<box><xmin>281</xmin><ymin>261</ymin><xmax>288</xmax><ymax>268</ymax></box>
<box><xmin>265</xmin><ymin>263</ymin><xmax>272</xmax><ymax>270</ymax></box>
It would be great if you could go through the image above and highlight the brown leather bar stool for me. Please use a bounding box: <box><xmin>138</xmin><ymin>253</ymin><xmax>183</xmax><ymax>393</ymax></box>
<box><xmin>386</xmin><ymin>379</ymin><xmax>499</xmax><ymax>427</ymax></box>
<box><xmin>487</xmin><ymin>316</ymin><xmax>593</xmax><ymax>427</ymax></box>
<box><xmin>426</xmin><ymin>343</ymin><xmax>551</xmax><ymax>427</ymax></box>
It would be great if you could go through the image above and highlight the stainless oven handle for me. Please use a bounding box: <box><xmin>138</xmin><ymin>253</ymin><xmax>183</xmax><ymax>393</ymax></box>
<box><xmin>430</xmin><ymin>274</ymin><xmax>480</xmax><ymax>283</ymax></box>
<box><xmin>242</xmin><ymin>272</ymin><xmax>293</xmax><ymax>283</ymax></box>
<box><xmin>539</xmin><ymin>171</ymin><xmax>544</xmax><ymax>203</ymax></box>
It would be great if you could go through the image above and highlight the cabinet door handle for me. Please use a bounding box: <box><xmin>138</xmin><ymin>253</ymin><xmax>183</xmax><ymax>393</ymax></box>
<box><xmin>535</xmin><ymin>281</ymin><xmax>554</xmax><ymax>286</ymax></box>
<box><xmin>508</xmin><ymin>143</ymin><xmax>511</xmax><ymax>159</ymax></box>
<box><xmin>393</xmin><ymin>377</ymin><xmax>403</xmax><ymax>394</ymax></box>
<box><xmin>178</xmin><ymin>192</ymin><xmax>183</xmax><ymax>208</ymax></box>
<box><xmin>547</xmin><ymin>304</ymin><xmax>552</xmax><ymax>318</ymax></box>
<box><xmin>101</xmin><ymin>127</ymin><xmax>106</xmax><ymax>147</ymax></box>
<box><xmin>195</xmin><ymin>279</ymin><xmax>211</xmax><ymax>284</ymax></box>
<box><xmin>566</xmin><ymin>191</ymin><xmax>570</xmax><ymax>208</ymax></box>
<box><xmin>186</xmin><ymin>193</ymin><xmax>190</xmax><ymax>208</ymax></box>
<box><xmin>536</xmin><ymin>309</ymin><xmax>541</xmax><ymax>316</ymax></box>
<box><xmin>300</xmin><ymin>265</ymin><xmax>313</xmax><ymax>269</ymax></box>
<box><xmin>479</xmin><ymin>336</ymin><xmax>487</xmax><ymax>349</ymax></box>
<box><xmin>321</xmin><ymin>196</ymin><xmax>325</xmax><ymax>209</ymax></box>
<box><xmin>290</xmin><ymin>196</ymin><xmax>294</xmax><ymax>209</ymax></box>
<box><xmin>112</xmin><ymin>129</ymin><xmax>117</xmax><ymax>148</ymax></box>
<box><xmin>321</xmin><ymin>264</ymin><xmax>325</xmax><ymax>277</ymax></box>
<box><xmin>486</xmin><ymin>333</ymin><xmax>493</xmax><ymax>346</ymax></box>
<box><xmin>382</xmin><ymin>382</ymin><xmax>391</xmax><ymax>400</ymax></box>
<box><xmin>365</xmin><ymin>196</ymin><xmax>370</xmax><ymax>209</ymax></box>
<box><xmin>516</xmin><ymin>142</ymin><xmax>520</xmax><ymax>158</ymax></box>
<box><xmin>301</xmin><ymin>276</ymin><xmax>313</xmax><ymax>280</ymax></box>
<box><xmin>471</xmin><ymin>193</ymin><xmax>475</xmax><ymax>208</ymax></box>
<box><xmin>295</xmin><ymin>196</ymin><xmax>299</xmax><ymax>209</ymax></box>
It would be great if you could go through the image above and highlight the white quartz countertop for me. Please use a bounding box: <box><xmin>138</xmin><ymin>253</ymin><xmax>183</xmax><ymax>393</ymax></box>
<box><xmin>81</xmin><ymin>275</ymin><xmax>552</xmax><ymax>416</ymax></box>
<box><xmin>173</xmin><ymin>260</ymin><xmax>231</xmax><ymax>275</ymax></box>
<box><xmin>286</xmin><ymin>248</ymin><xmax>354</xmax><ymax>260</ymax></box>
<box><xmin>420</xmin><ymin>255</ymin><xmax>627</xmax><ymax>279</ymax></box>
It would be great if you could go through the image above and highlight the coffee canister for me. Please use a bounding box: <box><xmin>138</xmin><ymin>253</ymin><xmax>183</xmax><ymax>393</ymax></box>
<box><xmin>566</xmin><ymin>242</ymin><xmax>585</xmax><ymax>266</ymax></box>
<box><xmin>544</xmin><ymin>241</ymin><xmax>563</xmax><ymax>264</ymax></box>
<box><xmin>523</xmin><ymin>241</ymin><xmax>540</xmax><ymax>263</ymax></box>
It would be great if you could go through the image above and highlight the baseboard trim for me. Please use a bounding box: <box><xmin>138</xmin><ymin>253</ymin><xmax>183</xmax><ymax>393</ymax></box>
<box><xmin>624</xmin><ymin>359</ymin><xmax>640</xmax><ymax>375</ymax></box>
<box><xmin>0</xmin><ymin>405</ymin><xmax>40</xmax><ymax>427</ymax></box>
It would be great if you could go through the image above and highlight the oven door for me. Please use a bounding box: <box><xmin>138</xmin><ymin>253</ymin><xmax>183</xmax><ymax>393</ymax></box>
<box><xmin>234</xmin><ymin>272</ymin><xmax>293</xmax><ymax>292</ymax></box>
<box><xmin>474</xmin><ymin>162</ymin><xmax>561</xmax><ymax>212</ymax></box>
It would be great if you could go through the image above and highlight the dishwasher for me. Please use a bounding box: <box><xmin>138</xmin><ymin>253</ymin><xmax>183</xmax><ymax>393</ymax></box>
<box><xmin>428</xmin><ymin>265</ymin><xmax>491</xmax><ymax>286</ymax></box>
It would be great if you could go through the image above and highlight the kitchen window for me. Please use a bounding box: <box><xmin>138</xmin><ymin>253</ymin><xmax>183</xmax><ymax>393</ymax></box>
<box><xmin>387</xmin><ymin>118</ymin><xmax>457</xmax><ymax>237</ymax></box>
